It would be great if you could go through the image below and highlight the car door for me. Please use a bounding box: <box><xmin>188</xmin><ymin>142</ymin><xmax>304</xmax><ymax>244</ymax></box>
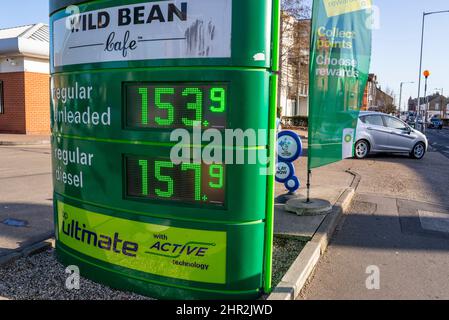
<box><xmin>361</xmin><ymin>115</ymin><xmax>390</xmax><ymax>151</ymax></box>
<box><xmin>383</xmin><ymin>116</ymin><xmax>416</xmax><ymax>152</ymax></box>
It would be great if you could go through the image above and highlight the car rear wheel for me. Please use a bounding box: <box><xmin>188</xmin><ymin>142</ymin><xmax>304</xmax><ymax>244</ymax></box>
<box><xmin>355</xmin><ymin>140</ymin><xmax>370</xmax><ymax>159</ymax></box>
<box><xmin>411</xmin><ymin>142</ymin><xmax>426</xmax><ymax>160</ymax></box>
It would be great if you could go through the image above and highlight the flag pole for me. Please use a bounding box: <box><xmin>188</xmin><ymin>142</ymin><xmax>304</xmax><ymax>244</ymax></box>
<box><xmin>306</xmin><ymin>5</ymin><xmax>315</xmax><ymax>204</ymax></box>
<box><xmin>306</xmin><ymin>169</ymin><xmax>311</xmax><ymax>203</ymax></box>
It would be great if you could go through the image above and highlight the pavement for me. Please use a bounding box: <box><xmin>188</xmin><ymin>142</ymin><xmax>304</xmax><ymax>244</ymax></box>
<box><xmin>0</xmin><ymin>134</ymin><xmax>50</xmax><ymax>146</ymax></box>
<box><xmin>427</xmin><ymin>128</ymin><xmax>449</xmax><ymax>159</ymax></box>
<box><xmin>300</xmin><ymin>132</ymin><xmax>449</xmax><ymax>300</ymax></box>
<box><xmin>0</xmin><ymin>144</ymin><xmax>53</xmax><ymax>264</ymax></box>
<box><xmin>275</xmin><ymin>130</ymin><xmax>355</xmax><ymax>240</ymax></box>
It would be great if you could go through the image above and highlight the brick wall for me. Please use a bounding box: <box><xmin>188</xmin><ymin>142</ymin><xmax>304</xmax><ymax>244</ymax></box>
<box><xmin>24</xmin><ymin>72</ymin><xmax>50</xmax><ymax>135</ymax></box>
<box><xmin>0</xmin><ymin>71</ymin><xmax>50</xmax><ymax>135</ymax></box>
<box><xmin>0</xmin><ymin>72</ymin><xmax>26</xmax><ymax>134</ymax></box>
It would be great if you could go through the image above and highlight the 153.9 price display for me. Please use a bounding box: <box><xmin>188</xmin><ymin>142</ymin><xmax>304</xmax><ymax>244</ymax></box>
<box><xmin>126</xmin><ymin>156</ymin><xmax>225</xmax><ymax>206</ymax></box>
<box><xmin>125</xmin><ymin>83</ymin><xmax>227</xmax><ymax>129</ymax></box>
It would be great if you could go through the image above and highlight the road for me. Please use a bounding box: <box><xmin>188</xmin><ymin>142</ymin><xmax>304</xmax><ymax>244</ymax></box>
<box><xmin>300</xmin><ymin>144</ymin><xmax>449</xmax><ymax>300</ymax></box>
<box><xmin>0</xmin><ymin>145</ymin><xmax>53</xmax><ymax>258</ymax></box>
<box><xmin>426</xmin><ymin>128</ymin><xmax>449</xmax><ymax>159</ymax></box>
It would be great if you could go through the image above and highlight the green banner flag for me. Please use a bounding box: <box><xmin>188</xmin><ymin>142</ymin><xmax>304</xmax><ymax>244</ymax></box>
<box><xmin>308</xmin><ymin>0</ymin><xmax>373</xmax><ymax>169</ymax></box>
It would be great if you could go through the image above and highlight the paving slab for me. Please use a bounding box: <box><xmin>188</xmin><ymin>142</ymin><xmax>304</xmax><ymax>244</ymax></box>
<box><xmin>0</xmin><ymin>134</ymin><xmax>50</xmax><ymax>146</ymax></box>
<box><xmin>0</xmin><ymin>145</ymin><xmax>53</xmax><ymax>262</ymax></box>
<box><xmin>0</xmin><ymin>203</ymin><xmax>53</xmax><ymax>257</ymax></box>
<box><xmin>275</xmin><ymin>183</ymin><xmax>350</xmax><ymax>239</ymax></box>
<box><xmin>419</xmin><ymin>210</ymin><xmax>449</xmax><ymax>234</ymax></box>
<box><xmin>274</xmin><ymin>204</ymin><xmax>326</xmax><ymax>240</ymax></box>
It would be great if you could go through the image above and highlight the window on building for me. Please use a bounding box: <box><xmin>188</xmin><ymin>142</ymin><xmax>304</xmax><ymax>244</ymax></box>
<box><xmin>0</xmin><ymin>81</ymin><xmax>4</xmax><ymax>114</ymax></box>
<box><xmin>298</xmin><ymin>82</ymin><xmax>308</xmax><ymax>97</ymax></box>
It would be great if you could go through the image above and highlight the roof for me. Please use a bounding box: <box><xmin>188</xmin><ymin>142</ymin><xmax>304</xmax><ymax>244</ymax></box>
<box><xmin>409</xmin><ymin>94</ymin><xmax>447</xmax><ymax>106</ymax></box>
<box><xmin>0</xmin><ymin>23</ymin><xmax>49</xmax><ymax>58</ymax></box>
<box><xmin>0</xmin><ymin>23</ymin><xmax>49</xmax><ymax>42</ymax></box>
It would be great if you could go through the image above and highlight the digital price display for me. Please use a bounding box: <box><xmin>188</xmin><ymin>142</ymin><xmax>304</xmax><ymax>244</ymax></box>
<box><xmin>126</xmin><ymin>156</ymin><xmax>226</xmax><ymax>206</ymax></box>
<box><xmin>125</xmin><ymin>83</ymin><xmax>228</xmax><ymax>129</ymax></box>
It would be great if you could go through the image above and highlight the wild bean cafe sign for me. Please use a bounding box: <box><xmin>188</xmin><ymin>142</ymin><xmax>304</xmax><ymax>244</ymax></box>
<box><xmin>52</xmin><ymin>0</ymin><xmax>232</xmax><ymax>67</ymax></box>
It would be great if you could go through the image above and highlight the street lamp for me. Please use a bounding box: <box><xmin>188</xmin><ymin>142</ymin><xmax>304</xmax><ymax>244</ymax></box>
<box><xmin>399</xmin><ymin>81</ymin><xmax>414</xmax><ymax>113</ymax></box>
<box><xmin>422</xmin><ymin>70</ymin><xmax>430</xmax><ymax>133</ymax></box>
<box><xmin>417</xmin><ymin>10</ymin><xmax>449</xmax><ymax>132</ymax></box>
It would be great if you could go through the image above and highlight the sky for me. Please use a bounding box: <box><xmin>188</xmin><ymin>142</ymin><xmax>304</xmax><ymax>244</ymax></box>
<box><xmin>1</xmin><ymin>0</ymin><xmax>449</xmax><ymax>112</ymax></box>
<box><xmin>371</xmin><ymin>0</ymin><xmax>449</xmax><ymax>111</ymax></box>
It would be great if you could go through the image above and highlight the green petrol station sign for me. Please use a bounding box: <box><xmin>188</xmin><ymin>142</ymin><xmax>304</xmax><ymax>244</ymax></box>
<box><xmin>50</xmin><ymin>0</ymin><xmax>280</xmax><ymax>299</ymax></box>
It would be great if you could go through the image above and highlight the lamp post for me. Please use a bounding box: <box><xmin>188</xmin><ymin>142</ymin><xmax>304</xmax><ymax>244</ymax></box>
<box><xmin>422</xmin><ymin>70</ymin><xmax>430</xmax><ymax>133</ymax></box>
<box><xmin>399</xmin><ymin>81</ymin><xmax>414</xmax><ymax>113</ymax></box>
<box><xmin>417</xmin><ymin>10</ymin><xmax>449</xmax><ymax>133</ymax></box>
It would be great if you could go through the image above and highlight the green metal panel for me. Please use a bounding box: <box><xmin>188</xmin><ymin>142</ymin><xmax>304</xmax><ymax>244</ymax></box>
<box><xmin>54</xmin><ymin>194</ymin><xmax>265</xmax><ymax>300</ymax></box>
<box><xmin>50</xmin><ymin>0</ymin><xmax>279</xmax><ymax>299</ymax></box>
<box><xmin>51</xmin><ymin>69</ymin><xmax>271</xmax><ymax>145</ymax></box>
<box><xmin>52</xmin><ymin>136</ymin><xmax>268</xmax><ymax>222</ymax></box>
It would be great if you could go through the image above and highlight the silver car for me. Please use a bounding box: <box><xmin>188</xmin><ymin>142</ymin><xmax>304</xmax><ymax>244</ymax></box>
<box><xmin>355</xmin><ymin>112</ymin><xmax>428</xmax><ymax>160</ymax></box>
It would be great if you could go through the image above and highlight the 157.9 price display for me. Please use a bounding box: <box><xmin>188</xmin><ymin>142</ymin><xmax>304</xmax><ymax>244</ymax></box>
<box><xmin>125</xmin><ymin>83</ymin><xmax>227</xmax><ymax>129</ymax></box>
<box><xmin>126</xmin><ymin>156</ymin><xmax>225</xmax><ymax>206</ymax></box>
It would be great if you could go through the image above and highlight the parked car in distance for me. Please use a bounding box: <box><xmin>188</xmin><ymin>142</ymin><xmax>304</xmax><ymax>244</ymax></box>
<box><xmin>355</xmin><ymin>112</ymin><xmax>428</xmax><ymax>160</ymax></box>
<box><xmin>428</xmin><ymin>116</ymin><xmax>443</xmax><ymax>129</ymax></box>
<box><xmin>406</xmin><ymin>118</ymin><xmax>416</xmax><ymax>129</ymax></box>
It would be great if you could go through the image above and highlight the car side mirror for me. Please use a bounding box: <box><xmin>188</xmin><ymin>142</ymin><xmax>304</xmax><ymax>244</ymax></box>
<box><xmin>404</xmin><ymin>126</ymin><xmax>412</xmax><ymax>134</ymax></box>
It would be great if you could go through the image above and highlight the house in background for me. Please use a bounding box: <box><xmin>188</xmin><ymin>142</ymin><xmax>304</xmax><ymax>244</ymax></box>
<box><xmin>361</xmin><ymin>73</ymin><xmax>395</xmax><ymax>112</ymax></box>
<box><xmin>408</xmin><ymin>93</ymin><xmax>449</xmax><ymax>120</ymax></box>
<box><xmin>0</xmin><ymin>23</ymin><xmax>49</xmax><ymax>134</ymax></box>
<box><xmin>361</xmin><ymin>74</ymin><xmax>378</xmax><ymax>111</ymax></box>
<box><xmin>279</xmin><ymin>15</ymin><xmax>310</xmax><ymax>120</ymax></box>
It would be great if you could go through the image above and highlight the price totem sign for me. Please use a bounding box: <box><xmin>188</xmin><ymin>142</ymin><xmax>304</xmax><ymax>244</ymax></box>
<box><xmin>50</xmin><ymin>0</ymin><xmax>280</xmax><ymax>299</ymax></box>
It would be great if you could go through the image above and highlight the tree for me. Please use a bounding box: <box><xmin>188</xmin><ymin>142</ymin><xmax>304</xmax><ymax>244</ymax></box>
<box><xmin>378</xmin><ymin>87</ymin><xmax>398</xmax><ymax>115</ymax></box>
<box><xmin>278</xmin><ymin>0</ymin><xmax>311</xmax><ymax>114</ymax></box>
<box><xmin>281</xmin><ymin>0</ymin><xmax>311</xmax><ymax>20</ymax></box>
<box><xmin>384</xmin><ymin>87</ymin><xmax>395</xmax><ymax>100</ymax></box>
<box><xmin>378</xmin><ymin>103</ymin><xmax>397</xmax><ymax>115</ymax></box>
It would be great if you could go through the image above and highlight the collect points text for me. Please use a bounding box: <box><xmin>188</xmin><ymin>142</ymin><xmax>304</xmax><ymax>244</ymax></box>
<box><xmin>315</xmin><ymin>26</ymin><xmax>361</xmax><ymax>78</ymax></box>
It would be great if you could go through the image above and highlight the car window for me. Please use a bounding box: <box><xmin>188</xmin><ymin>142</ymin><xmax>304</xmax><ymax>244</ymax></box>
<box><xmin>384</xmin><ymin>116</ymin><xmax>407</xmax><ymax>130</ymax></box>
<box><xmin>362</xmin><ymin>115</ymin><xmax>384</xmax><ymax>126</ymax></box>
